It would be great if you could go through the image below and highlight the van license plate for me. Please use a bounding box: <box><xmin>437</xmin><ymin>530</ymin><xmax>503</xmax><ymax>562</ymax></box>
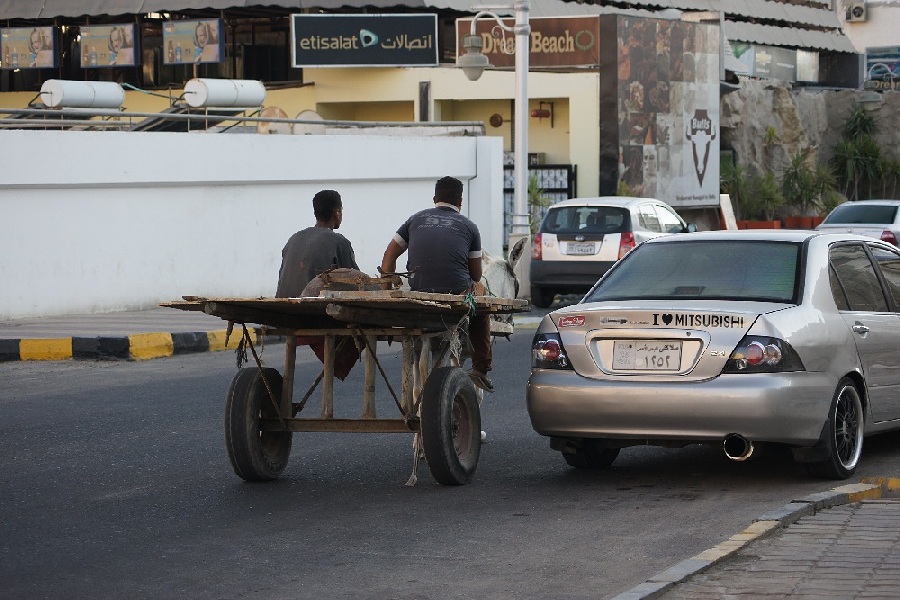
<box><xmin>566</xmin><ymin>242</ymin><xmax>595</xmax><ymax>255</ymax></box>
<box><xmin>613</xmin><ymin>340</ymin><xmax>682</xmax><ymax>370</ymax></box>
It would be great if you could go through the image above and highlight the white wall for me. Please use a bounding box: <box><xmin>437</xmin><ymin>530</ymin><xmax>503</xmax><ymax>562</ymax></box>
<box><xmin>840</xmin><ymin>3</ymin><xmax>900</xmax><ymax>53</ymax></box>
<box><xmin>0</xmin><ymin>129</ymin><xmax>503</xmax><ymax>319</ymax></box>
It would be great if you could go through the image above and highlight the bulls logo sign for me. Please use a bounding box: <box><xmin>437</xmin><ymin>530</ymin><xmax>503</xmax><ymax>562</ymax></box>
<box><xmin>685</xmin><ymin>109</ymin><xmax>716</xmax><ymax>187</ymax></box>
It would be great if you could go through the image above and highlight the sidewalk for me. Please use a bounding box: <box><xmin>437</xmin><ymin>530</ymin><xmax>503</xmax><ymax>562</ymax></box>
<box><xmin>614</xmin><ymin>478</ymin><xmax>900</xmax><ymax>600</ymax></box>
<box><xmin>0</xmin><ymin>307</ymin><xmax>544</xmax><ymax>362</ymax></box>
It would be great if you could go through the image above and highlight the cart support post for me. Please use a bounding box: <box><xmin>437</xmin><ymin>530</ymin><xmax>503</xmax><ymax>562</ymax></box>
<box><xmin>281</xmin><ymin>335</ymin><xmax>297</xmax><ymax>416</ymax></box>
<box><xmin>401</xmin><ymin>336</ymin><xmax>416</xmax><ymax>415</ymax></box>
<box><xmin>322</xmin><ymin>334</ymin><xmax>335</xmax><ymax>419</ymax></box>
<box><xmin>362</xmin><ymin>334</ymin><xmax>377</xmax><ymax>419</ymax></box>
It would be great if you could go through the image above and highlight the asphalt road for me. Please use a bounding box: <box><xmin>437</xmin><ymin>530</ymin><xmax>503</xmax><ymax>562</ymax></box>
<box><xmin>2</xmin><ymin>329</ymin><xmax>899</xmax><ymax>600</ymax></box>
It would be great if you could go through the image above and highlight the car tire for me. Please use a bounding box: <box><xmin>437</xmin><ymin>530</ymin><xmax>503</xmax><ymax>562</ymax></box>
<box><xmin>562</xmin><ymin>438</ymin><xmax>620</xmax><ymax>470</ymax></box>
<box><xmin>807</xmin><ymin>378</ymin><xmax>864</xmax><ymax>480</ymax></box>
<box><xmin>530</xmin><ymin>285</ymin><xmax>555</xmax><ymax>308</ymax></box>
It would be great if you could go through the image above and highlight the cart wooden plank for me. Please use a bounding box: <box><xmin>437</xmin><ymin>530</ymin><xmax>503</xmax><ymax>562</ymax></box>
<box><xmin>162</xmin><ymin>291</ymin><xmax>529</xmax><ymax>332</ymax></box>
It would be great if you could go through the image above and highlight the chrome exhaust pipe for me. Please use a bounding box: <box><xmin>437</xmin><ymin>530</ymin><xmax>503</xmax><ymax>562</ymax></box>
<box><xmin>723</xmin><ymin>434</ymin><xmax>754</xmax><ymax>461</ymax></box>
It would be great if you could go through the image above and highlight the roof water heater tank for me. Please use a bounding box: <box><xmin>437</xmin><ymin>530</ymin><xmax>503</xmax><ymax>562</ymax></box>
<box><xmin>182</xmin><ymin>78</ymin><xmax>266</xmax><ymax>109</ymax></box>
<box><xmin>39</xmin><ymin>80</ymin><xmax>125</xmax><ymax>109</ymax></box>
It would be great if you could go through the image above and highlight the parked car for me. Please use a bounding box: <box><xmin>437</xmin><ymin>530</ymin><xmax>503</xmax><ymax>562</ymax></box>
<box><xmin>529</xmin><ymin>197</ymin><xmax>695</xmax><ymax>308</ymax></box>
<box><xmin>527</xmin><ymin>230</ymin><xmax>900</xmax><ymax>479</ymax></box>
<box><xmin>815</xmin><ymin>199</ymin><xmax>900</xmax><ymax>246</ymax></box>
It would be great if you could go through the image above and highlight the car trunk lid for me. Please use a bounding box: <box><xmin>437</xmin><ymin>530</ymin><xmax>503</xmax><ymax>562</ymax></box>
<box><xmin>551</xmin><ymin>302</ymin><xmax>788</xmax><ymax>381</ymax></box>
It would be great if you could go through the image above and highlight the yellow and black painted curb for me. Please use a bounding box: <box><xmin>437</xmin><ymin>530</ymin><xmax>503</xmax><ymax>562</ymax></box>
<box><xmin>0</xmin><ymin>329</ymin><xmax>260</xmax><ymax>362</ymax></box>
<box><xmin>611</xmin><ymin>479</ymin><xmax>900</xmax><ymax>600</ymax></box>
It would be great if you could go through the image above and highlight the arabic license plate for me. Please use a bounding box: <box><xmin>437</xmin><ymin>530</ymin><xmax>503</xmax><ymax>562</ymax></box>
<box><xmin>566</xmin><ymin>242</ymin><xmax>596</xmax><ymax>256</ymax></box>
<box><xmin>612</xmin><ymin>340</ymin><xmax>682</xmax><ymax>371</ymax></box>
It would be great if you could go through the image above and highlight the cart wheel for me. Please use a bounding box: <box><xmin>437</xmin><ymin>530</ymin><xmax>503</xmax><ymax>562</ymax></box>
<box><xmin>421</xmin><ymin>366</ymin><xmax>481</xmax><ymax>485</ymax></box>
<box><xmin>225</xmin><ymin>367</ymin><xmax>292</xmax><ymax>482</ymax></box>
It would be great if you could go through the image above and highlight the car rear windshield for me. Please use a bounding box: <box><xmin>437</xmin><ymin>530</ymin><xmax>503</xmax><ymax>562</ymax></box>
<box><xmin>540</xmin><ymin>206</ymin><xmax>630</xmax><ymax>234</ymax></box>
<box><xmin>823</xmin><ymin>203</ymin><xmax>898</xmax><ymax>225</ymax></box>
<box><xmin>584</xmin><ymin>240</ymin><xmax>801</xmax><ymax>303</ymax></box>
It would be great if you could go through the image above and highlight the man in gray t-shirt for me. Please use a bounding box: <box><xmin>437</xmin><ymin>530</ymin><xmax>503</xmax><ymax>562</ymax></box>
<box><xmin>276</xmin><ymin>189</ymin><xmax>361</xmax><ymax>379</ymax></box>
<box><xmin>380</xmin><ymin>176</ymin><xmax>494</xmax><ymax>392</ymax></box>
<box><xmin>276</xmin><ymin>189</ymin><xmax>358</xmax><ymax>298</ymax></box>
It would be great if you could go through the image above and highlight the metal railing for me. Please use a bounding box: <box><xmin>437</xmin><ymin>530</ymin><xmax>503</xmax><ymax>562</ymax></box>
<box><xmin>0</xmin><ymin>106</ymin><xmax>487</xmax><ymax>135</ymax></box>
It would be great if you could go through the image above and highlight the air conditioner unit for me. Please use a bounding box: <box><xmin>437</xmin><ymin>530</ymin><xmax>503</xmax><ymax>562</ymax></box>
<box><xmin>845</xmin><ymin>1</ymin><xmax>868</xmax><ymax>22</ymax></box>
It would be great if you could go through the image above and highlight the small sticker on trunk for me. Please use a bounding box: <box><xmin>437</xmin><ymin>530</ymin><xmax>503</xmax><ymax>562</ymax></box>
<box><xmin>558</xmin><ymin>315</ymin><xmax>586</xmax><ymax>328</ymax></box>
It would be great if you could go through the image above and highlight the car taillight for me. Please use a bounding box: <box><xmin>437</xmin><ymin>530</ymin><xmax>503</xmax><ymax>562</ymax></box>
<box><xmin>881</xmin><ymin>230</ymin><xmax>898</xmax><ymax>246</ymax></box>
<box><xmin>532</xmin><ymin>233</ymin><xmax>543</xmax><ymax>260</ymax></box>
<box><xmin>531</xmin><ymin>333</ymin><xmax>572</xmax><ymax>370</ymax></box>
<box><xmin>722</xmin><ymin>336</ymin><xmax>805</xmax><ymax>374</ymax></box>
<box><xmin>618</xmin><ymin>231</ymin><xmax>636</xmax><ymax>260</ymax></box>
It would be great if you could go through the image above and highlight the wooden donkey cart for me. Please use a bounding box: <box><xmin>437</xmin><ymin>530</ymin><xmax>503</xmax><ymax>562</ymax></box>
<box><xmin>163</xmin><ymin>270</ymin><xmax>529</xmax><ymax>486</ymax></box>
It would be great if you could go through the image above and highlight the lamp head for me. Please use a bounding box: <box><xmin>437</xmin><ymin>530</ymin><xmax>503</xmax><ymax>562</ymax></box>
<box><xmin>457</xmin><ymin>34</ymin><xmax>490</xmax><ymax>81</ymax></box>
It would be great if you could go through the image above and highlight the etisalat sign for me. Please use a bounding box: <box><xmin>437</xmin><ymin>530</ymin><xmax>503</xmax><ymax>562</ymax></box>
<box><xmin>291</xmin><ymin>14</ymin><xmax>438</xmax><ymax>67</ymax></box>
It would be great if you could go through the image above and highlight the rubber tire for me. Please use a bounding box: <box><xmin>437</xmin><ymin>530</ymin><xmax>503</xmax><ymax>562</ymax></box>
<box><xmin>531</xmin><ymin>285</ymin><xmax>555</xmax><ymax>309</ymax></box>
<box><xmin>807</xmin><ymin>377</ymin><xmax>864</xmax><ymax>480</ymax></box>
<box><xmin>421</xmin><ymin>366</ymin><xmax>482</xmax><ymax>485</ymax></box>
<box><xmin>225</xmin><ymin>367</ymin><xmax>292</xmax><ymax>482</ymax></box>
<box><xmin>563</xmin><ymin>438</ymin><xmax>620</xmax><ymax>470</ymax></box>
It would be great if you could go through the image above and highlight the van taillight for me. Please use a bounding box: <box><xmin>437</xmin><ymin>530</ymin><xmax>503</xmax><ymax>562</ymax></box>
<box><xmin>618</xmin><ymin>232</ymin><xmax>636</xmax><ymax>259</ymax></box>
<box><xmin>881</xmin><ymin>230</ymin><xmax>898</xmax><ymax>246</ymax></box>
<box><xmin>532</xmin><ymin>233</ymin><xmax>543</xmax><ymax>260</ymax></box>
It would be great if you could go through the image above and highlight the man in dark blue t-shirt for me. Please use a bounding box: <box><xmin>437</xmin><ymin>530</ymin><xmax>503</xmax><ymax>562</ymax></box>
<box><xmin>380</xmin><ymin>176</ymin><xmax>493</xmax><ymax>392</ymax></box>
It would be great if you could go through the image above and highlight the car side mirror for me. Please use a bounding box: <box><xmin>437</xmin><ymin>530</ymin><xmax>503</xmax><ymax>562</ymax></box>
<box><xmin>683</xmin><ymin>223</ymin><xmax>698</xmax><ymax>233</ymax></box>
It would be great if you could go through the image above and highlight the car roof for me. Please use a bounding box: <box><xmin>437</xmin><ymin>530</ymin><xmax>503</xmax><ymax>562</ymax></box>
<box><xmin>833</xmin><ymin>199</ymin><xmax>900</xmax><ymax>207</ymax></box>
<box><xmin>641</xmin><ymin>229</ymin><xmax>879</xmax><ymax>245</ymax></box>
<box><xmin>548</xmin><ymin>196</ymin><xmax>665</xmax><ymax>209</ymax></box>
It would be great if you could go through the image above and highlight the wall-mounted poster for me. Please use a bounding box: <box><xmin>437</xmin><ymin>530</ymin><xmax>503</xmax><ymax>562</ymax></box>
<box><xmin>866</xmin><ymin>46</ymin><xmax>900</xmax><ymax>89</ymax></box>
<box><xmin>162</xmin><ymin>19</ymin><xmax>223</xmax><ymax>65</ymax></box>
<box><xmin>1</xmin><ymin>26</ymin><xmax>56</xmax><ymax>69</ymax></box>
<box><xmin>599</xmin><ymin>15</ymin><xmax>720</xmax><ymax>208</ymax></box>
<box><xmin>80</xmin><ymin>24</ymin><xmax>138</xmax><ymax>68</ymax></box>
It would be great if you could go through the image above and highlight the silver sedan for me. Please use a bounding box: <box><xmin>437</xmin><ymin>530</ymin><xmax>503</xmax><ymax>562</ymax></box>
<box><xmin>526</xmin><ymin>230</ymin><xmax>900</xmax><ymax>479</ymax></box>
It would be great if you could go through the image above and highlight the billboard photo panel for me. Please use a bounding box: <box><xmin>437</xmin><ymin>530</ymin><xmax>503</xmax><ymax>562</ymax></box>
<box><xmin>1</xmin><ymin>26</ymin><xmax>56</xmax><ymax>69</ymax></box>
<box><xmin>80</xmin><ymin>24</ymin><xmax>138</xmax><ymax>68</ymax></box>
<box><xmin>163</xmin><ymin>19</ymin><xmax>223</xmax><ymax>65</ymax></box>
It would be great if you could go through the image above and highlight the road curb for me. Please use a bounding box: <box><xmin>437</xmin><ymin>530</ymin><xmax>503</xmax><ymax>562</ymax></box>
<box><xmin>0</xmin><ymin>329</ymin><xmax>260</xmax><ymax>362</ymax></box>
<box><xmin>609</xmin><ymin>481</ymin><xmax>887</xmax><ymax>600</ymax></box>
<box><xmin>1</xmin><ymin>314</ymin><xmax>540</xmax><ymax>362</ymax></box>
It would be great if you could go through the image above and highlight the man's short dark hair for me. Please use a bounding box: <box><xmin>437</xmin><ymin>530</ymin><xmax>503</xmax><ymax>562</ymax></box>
<box><xmin>313</xmin><ymin>189</ymin><xmax>342</xmax><ymax>221</ymax></box>
<box><xmin>434</xmin><ymin>176</ymin><xmax>464</xmax><ymax>205</ymax></box>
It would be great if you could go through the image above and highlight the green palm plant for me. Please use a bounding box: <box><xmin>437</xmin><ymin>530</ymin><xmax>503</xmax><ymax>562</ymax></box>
<box><xmin>721</xmin><ymin>156</ymin><xmax>752</xmax><ymax>220</ymax></box>
<box><xmin>813</xmin><ymin>165</ymin><xmax>842</xmax><ymax>213</ymax></box>
<box><xmin>843</xmin><ymin>104</ymin><xmax>876</xmax><ymax>141</ymax></box>
<box><xmin>831</xmin><ymin>135</ymin><xmax>882</xmax><ymax>201</ymax></box>
<box><xmin>879</xmin><ymin>159</ymin><xmax>900</xmax><ymax>199</ymax></box>
<box><xmin>527</xmin><ymin>174</ymin><xmax>553</xmax><ymax>234</ymax></box>
<box><xmin>752</xmin><ymin>171</ymin><xmax>784</xmax><ymax>221</ymax></box>
<box><xmin>782</xmin><ymin>149</ymin><xmax>817</xmax><ymax>215</ymax></box>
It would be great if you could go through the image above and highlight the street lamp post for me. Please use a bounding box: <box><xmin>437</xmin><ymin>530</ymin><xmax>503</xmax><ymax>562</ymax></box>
<box><xmin>457</xmin><ymin>1</ymin><xmax>531</xmax><ymax>244</ymax></box>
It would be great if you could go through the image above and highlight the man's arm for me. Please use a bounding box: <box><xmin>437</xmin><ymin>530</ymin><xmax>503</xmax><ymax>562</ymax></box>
<box><xmin>380</xmin><ymin>239</ymin><xmax>406</xmax><ymax>289</ymax></box>
<box><xmin>468</xmin><ymin>256</ymin><xmax>483</xmax><ymax>284</ymax></box>
<box><xmin>336</xmin><ymin>238</ymin><xmax>359</xmax><ymax>270</ymax></box>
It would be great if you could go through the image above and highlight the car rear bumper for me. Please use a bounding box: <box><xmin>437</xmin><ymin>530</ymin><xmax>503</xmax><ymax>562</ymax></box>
<box><xmin>526</xmin><ymin>369</ymin><xmax>832</xmax><ymax>446</ymax></box>
<box><xmin>530</xmin><ymin>260</ymin><xmax>615</xmax><ymax>289</ymax></box>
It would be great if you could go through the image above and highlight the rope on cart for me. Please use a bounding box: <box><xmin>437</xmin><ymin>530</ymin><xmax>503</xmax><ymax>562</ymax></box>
<box><xmin>292</xmin><ymin>336</ymin><xmax>352</xmax><ymax>416</ymax></box>
<box><xmin>410</xmin><ymin>313</ymin><xmax>468</xmax><ymax>416</ymax></box>
<box><xmin>405</xmin><ymin>433</ymin><xmax>424</xmax><ymax>487</ymax></box>
<box><xmin>240</xmin><ymin>324</ymin><xmax>287</xmax><ymax>430</ymax></box>
<box><xmin>352</xmin><ymin>329</ymin><xmax>406</xmax><ymax>417</ymax></box>
<box><xmin>293</xmin><ymin>370</ymin><xmax>325</xmax><ymax>417</ymax></box>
